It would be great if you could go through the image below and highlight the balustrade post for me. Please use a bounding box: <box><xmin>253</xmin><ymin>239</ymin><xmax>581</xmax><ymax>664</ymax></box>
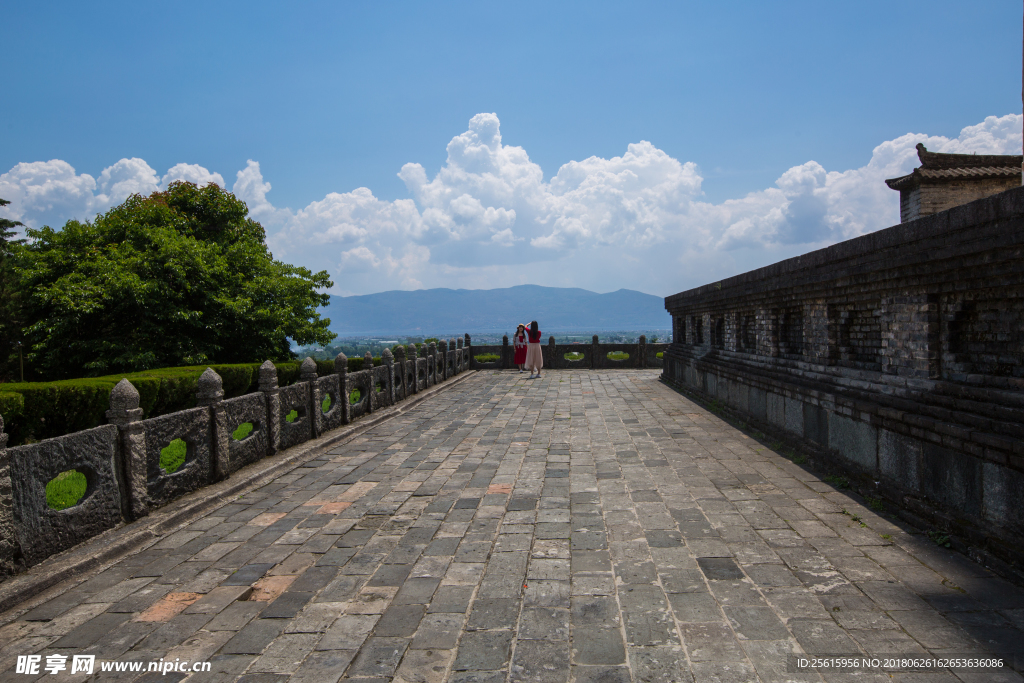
<box><xmin>196</xmin><ymin>368</ymin><xmax>230</xmax><ymax>481</ymax></box>
<box><xmin>502</xmin><ymin>334</ymin><xmax>509</xmax><ymax>370</ymax></box>
<box><xmin>438</xmin><ymin>340</ymin><xmax>448</xmax><ymax>381</ymax></box>
<box><xmin>107</xmin><ymin>378</ymin><xmax>147</xmax><ymax>520</ymax></box>
<box><xmin>364</xmin><ymin>352</ymin><xmax>374</xmax><ymax>413</ymax></box>
<box><xmin>0</xmin><ymin>413</ymin><xmax>15</xmax><ymax>573</ymax></box>
<box><xmin>299</xmin><ymin>357</ymin><xmax>319</xmax><ymax>437</ymax></box>
<box><xmin>592</xmin><ymin>335</ymin><xmax>600</xmax><ymax>369</ymax></box>
<box><xmin>465</xmin><ymin>334</ymin><xmax>472</xmax><ymax>370</ymax></box>
<box><xmin>639</xmin><ymin>335</ymin><xmax>647</xmax><ymax>369</ymax></box>
<box><xmin>548</xmin><ymin>336</ymin><xmax>556</xmax><ymax>370</ymax></box>
<box><xmin>449</xmin><ymin>338</ymin><xmax>458</xmax><ymax>375</ymax></box>
<box><xmin>427</xmin><ymin>343</ymin><xmax>437</xmax><ymax>385</ymax></box>
<box><xmin>335</xmin><ymin>352</ymin><xmax>349</xmax><ymax>424</ymax></box>
<box><xmin>259</xmin><ymin>361</ymin><xmax>281</xmax><ymax>455</ymax></box>
<box><xmin>393</xmin><ymin>345</ymin><xmax>406</xmax><ymax>400</ymax></box>
<box><xmin>382</xmin><ymin>348</ymin><xmax>395</xmax><ymax>405</ymax></box>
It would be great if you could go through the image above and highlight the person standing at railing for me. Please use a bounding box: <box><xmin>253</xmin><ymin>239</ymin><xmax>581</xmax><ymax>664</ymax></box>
<box><xmin>513</xmin><ymin>324</ymin><xmax>528</xmax><ymax>373</ymax></box>
<box><xmin>526</xmin><ymin>320</ymin><xmax>543</xmax><ymax>378</ymax></box>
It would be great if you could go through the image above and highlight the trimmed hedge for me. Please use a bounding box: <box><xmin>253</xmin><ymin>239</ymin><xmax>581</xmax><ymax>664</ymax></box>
<box><xmin>0</xmin><ymin>360</ymin><xmax>349</xmax><ymax>447</ymax></box>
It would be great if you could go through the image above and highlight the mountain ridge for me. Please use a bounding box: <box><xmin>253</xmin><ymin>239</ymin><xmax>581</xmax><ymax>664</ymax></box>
<box><xmin>322</xmin><ymin>285</ymin><xmax>669</xmax><ymax>335</ymax></box>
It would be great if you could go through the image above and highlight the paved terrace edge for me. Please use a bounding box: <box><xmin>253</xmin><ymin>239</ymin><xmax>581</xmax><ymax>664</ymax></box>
<box><xmin>0</xmin><ymin>370</ymin><xmax>479</xmax><ymax>620</ymax></box>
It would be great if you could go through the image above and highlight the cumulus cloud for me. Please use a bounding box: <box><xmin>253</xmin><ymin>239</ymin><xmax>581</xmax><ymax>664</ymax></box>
<box><xmin>1</xmin><ymin>113</ymin><xmax>1020</xmax><ymax>296</ymax></box>
<box><xmin>162</xmin><ymin>163</ymin><xmax>225</xmax><ymax>189</ymax></box>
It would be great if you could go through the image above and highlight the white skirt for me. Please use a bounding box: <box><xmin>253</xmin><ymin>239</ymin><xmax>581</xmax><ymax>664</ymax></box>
<box><xmin>525</xmin><ymin>342</ymin><xmax>543</xmax><ymax>370</ymax></box>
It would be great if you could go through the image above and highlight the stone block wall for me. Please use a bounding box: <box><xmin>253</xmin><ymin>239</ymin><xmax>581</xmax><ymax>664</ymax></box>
<box><xmin>662</xmin><ymin>186</ymin><xmax>1024</xmax><ymax>576</ymax></box>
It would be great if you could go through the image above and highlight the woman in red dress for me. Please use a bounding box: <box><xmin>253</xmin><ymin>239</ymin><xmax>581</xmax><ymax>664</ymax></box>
<box><xmin>525</xmin><ymin>320</ymin><xmax>543</xmax><ymax>378</ymax></box>
<box><xmin>513</xmin><ymin>324</ymin><xmax>528</xmax><ymax>372</ymax></box>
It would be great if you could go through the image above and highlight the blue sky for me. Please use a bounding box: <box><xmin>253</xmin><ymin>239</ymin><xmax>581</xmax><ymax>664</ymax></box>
<box><xmin>2</xmin><ymin>1</ymin><xmax>1021</xmax><ymax>297</ymax></box>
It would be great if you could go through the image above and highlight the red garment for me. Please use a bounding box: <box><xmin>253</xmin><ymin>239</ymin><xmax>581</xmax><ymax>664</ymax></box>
<box><xmin>513</xmin><ymin>332</ymin><xmax>527</xmax><ymax>364</ymax></box>
<box><xmin>527</xmin><ymin>328</ymin><xmax>542</xmax><ymax>343</ymax></box>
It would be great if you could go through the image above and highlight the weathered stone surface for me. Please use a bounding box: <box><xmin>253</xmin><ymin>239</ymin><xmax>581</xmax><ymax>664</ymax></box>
<box><xmin>196</xmin><ymin>367</ymin><xmax>225</xmax><ymax>407</ymax></box>
<box><xmin>2</xmin><ymin>370</ymin><xmax>1023</xmax><ymax>680</ymax></box>
<box><xmin>278</xmin><ymin>382</ymin><xmax>313</xmax><ymax>451</ymax></box>
<box><xmin>313</xmin><ymin>375</ymin><xmax>344</xmax><ymax>437</ymax></box>
<box><xmin>141</xmin><ymin>406</ymin><xmax>213</xmax><ymax>508</ymax></box>
<box><xmin>221</xmin><ymin>393</ymin><xmax>270</xmax><ymax>473</ymax></box>
<box><xmin>663</xmin><ymin>185</ymin><xmax>1024</xmax><ymax>571</ymax></box>
<box><xmin>9</xmin><ymin>425</ymin><xmax>122</xmax><ymax>565</ymax></box>
<box><xmin>299</xmin><ymin>357</ymin><xmax>318</xmax><ymax>382</ymax></box>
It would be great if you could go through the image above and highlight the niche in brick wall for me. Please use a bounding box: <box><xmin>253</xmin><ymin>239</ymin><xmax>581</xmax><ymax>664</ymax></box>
<box><xmin>833</xmin><ymin>303</ymin><xmax>882</xmax><ymax>371</ymax></box>
<box><xmin>694</xmin><ymin>316</ymin><xmax>704</xmax><ymax>345</ymax></box>
<box><xmin>779</xmin><ymin>308</ymin><xmax>804</xmax><ymax>360</ymax></box>
<box><xmin>713</xmin><ymin>318</ymin><xmax>725</xmax><ymax>349</ymax></box>
<box><xmin>943</xmin><ymin>289</ymin><xmax>1024</xmax><ymax>380</ymax></box>
<box><xmin>738</xmin><ymin>313</ymin><xmax>756</xmax><ymax>353</ymax></box>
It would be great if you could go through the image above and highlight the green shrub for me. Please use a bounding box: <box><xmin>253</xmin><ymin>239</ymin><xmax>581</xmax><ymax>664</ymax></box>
<box><xmin>159</xmin><ymin>439</ymin><xmax>187</xmax><ymax>473</ymax></box>
<box><xmin>0</xmin><ymin>360</ymin><xmax>322</xmax><ymax>447</ymax></box>
<box><xmin>0</xmin><ymin>391</ymin><xmax>25</xmax><ymax>425</ymax></box>
<box><xmin>607</xmin><ymin>351</ymin><xmax>629</xmax><ymax>360</ymax></box>
<box><xmin>321</xmin><ymin>394</ymin><xmax>332</xmax><ymax>413</ymax></box>
<box><xmin>232</xmin><ymin>422</ymin><xmax>253</xmax><ymax>440</ymax></box>
<box><xmin>564</xmin><ymin>352</ymin><xmax>584</xmax><ymax>361</ymax></box>
<box><xmin>350</xmin><ymin>388</ymin><xmax>362</xmax><ymax>404</ymax></box>
<box><xmin>474</xmin><ymin>354</ymin><xmax>499</xmax><ymax>363</ymax></box>
<box><xmin>46</xmin><ymin>469</ymin><xmax>87</xmax><ymax>511</ymax></box>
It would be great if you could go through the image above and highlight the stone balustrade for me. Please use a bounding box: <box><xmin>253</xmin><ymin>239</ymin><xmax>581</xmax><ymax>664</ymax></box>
<box><xmin>0</xmin><ymin>340</ymin><xmax>471</xmax><ymax>575</ymax></box>
<box><xmin>468</xmin><ymin>334</ymin><xmax>667</xmax><ymax>370</ymax></box>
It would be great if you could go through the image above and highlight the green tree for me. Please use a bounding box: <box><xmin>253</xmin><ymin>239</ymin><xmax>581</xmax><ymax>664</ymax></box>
<box><xmin>19</xmin><ymin>182</ymin><xmax>336</xmax><ymax>379</ymax></box>
<box><xmin>0</xmin><ymin>198</ymin><xmax>25</xmax><ymax>380</ymax></box>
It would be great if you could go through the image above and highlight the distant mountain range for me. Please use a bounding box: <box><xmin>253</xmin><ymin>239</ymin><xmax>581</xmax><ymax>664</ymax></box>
<box><xmin>321</xmin><ymin>285</ymin><xmax>670</xmax><ymax>336</ymax></box>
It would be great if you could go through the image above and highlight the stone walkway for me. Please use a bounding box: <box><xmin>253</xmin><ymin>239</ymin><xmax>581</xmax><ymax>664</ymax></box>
<box><xmin>1</xmin><ymin>370</ymin><xmax>1023</xmax><ymax>683</ymax></box>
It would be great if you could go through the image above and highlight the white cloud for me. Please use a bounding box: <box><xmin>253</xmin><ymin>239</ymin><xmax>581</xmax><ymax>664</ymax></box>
<box><xmin>161</xmin><ymin>163</ymin><xmax>225</xmax><ymax>189</ymax></box>
<box><xmin>0</xmin><ymin>160</ymin><xmax>98</xmax><ymax>228</ymax></box>
<box><xmin>1</xmin><ymin>113</ymin><xmax>1020</xmax><ymax>297</ymax></box>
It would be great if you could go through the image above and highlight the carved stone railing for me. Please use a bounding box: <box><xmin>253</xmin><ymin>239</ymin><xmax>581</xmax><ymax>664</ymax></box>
<box><xmin>468</xmin><ymin>334</ymin><xmax>667</xmax><ymax>370</ymax></box>
<box><xmin>0</xmin><ymin>341</ymin><xmax>468</xmax><ymax>575</ymax></box>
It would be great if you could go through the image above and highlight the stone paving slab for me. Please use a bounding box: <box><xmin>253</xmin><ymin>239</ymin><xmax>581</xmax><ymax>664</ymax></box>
<box><xmin>1</xmin><ymin>370</ymin><xmax>1023</xmax><ymax>682</ymax></box>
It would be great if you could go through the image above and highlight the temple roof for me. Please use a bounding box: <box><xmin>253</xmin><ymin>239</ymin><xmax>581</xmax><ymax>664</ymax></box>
<box><xmin>884</xmin><ymin>143</ymin><xmax>1022</xmax><ymax>191</ymax></box>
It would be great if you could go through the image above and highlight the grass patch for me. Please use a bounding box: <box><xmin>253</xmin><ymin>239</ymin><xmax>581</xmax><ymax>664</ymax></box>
<box><xmin>880</xmin><ymin>533</ymin><xmax>892</xmax><ymax>541</ymax></box>
<box><xmin>927</xmin><ymin>530</ymin><xmax>951</xmax><ymax>548</ymax></box>
<box><xmin>564</xmin><ymin>352</ymin><xmax>584</xmax><ymax>361</ymax></box>
<box><xmin>607</xmin><ymin>351</ymin><xmax>629</xmax><ymax>361</ymax></box>
<box><xmin>656</xmin><ymin>352</ymin><xmax>663</xmax><ymax>358</ymax></box>
<box><xmin>824</xmin><ymin>474</ymin><xmax>850</xmax><ymax>489</ymax></box>
<box><xmin>160</xmin><ymin>438</ymin><xmax>187</xmax><ymax>474</ymax></box>
<box><xmin>866</xmin><ymin>496</ymin><xmax>884</xmax><ymax>512</ymax></box>
<box><xmin>474</xmin><ymin>353</ymin><xmax>499</xmax><ymax>363</ymax></box>
<box><xmin>321</xmin><ymin>394</ymin><xmax>332</xmax><ymax>413</ymax></box>
<box><xmin>46</xmin><ymin>470</ymin><xmax>87</xmax><ymax>511</ymax></box>
<box><xmin>792</xmin><ymin>454</ymin><xmax>807</xmax><ymax>465</ymax></box>
<box><xmin>232</xmin><ymin>422</ymin><xmax>253</xmax><ymax>441</ymax></box>
<box><xmin>350</xmin><ymin>388</ymin><xmax>362</xmax><ymax>404</ymax></box>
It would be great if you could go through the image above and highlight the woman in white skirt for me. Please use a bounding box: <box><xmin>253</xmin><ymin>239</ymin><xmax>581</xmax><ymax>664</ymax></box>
<box><xmin>525</xmin><ymin>320</ymin><xmax>543</xmax><ymax>378</ymax></box>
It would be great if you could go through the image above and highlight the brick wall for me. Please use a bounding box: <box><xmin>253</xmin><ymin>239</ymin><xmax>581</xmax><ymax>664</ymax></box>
<box><xmin>662</xmin><ymin>186</ymin><xmax>1024</xmax><ymax>578</ymax></box>
<box><xmin>902</xmin><ymin>176</ymin><xmax>1020</xmax><ymax>222</ymax></box>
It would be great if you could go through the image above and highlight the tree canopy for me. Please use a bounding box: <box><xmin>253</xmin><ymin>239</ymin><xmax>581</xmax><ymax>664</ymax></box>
<box><xmin>0</xmin><ymin>199</ymin><xmax>26</xmax><ymax>380</ymax></box>
<box><xmin>14</xmin><ymin>182</ymin><xmax>336</xmax><ymax>380</ymax></box>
